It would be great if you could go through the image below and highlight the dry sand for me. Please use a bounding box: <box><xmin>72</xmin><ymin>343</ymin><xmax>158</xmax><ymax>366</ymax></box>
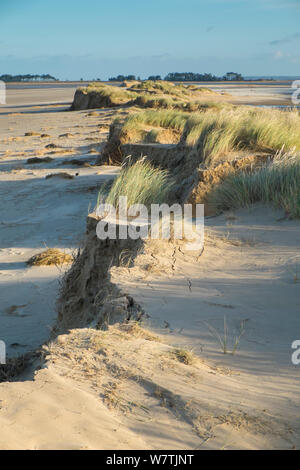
<box><xmin>110</xmin><ymin>207</ymin><xmax>300</xmax><ymax>449</ymax></box>
<box><xmin>0</xmin><ymin>85</ymin><xmax>299</xmax><ymax>450</ymax></box>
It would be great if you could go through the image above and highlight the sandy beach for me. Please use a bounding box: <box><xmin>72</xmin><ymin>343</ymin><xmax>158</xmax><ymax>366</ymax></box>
<box><xmin>0</xmin><ymin>85</ymin><xmax>121</xmax><ymax>358</ymax></box>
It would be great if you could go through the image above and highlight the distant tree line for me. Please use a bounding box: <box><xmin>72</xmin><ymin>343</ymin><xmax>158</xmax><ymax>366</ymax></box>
<box><xmin>147</xmin><ymin>75</ymin><xmax>162</xmax><ymax>81</ymax></box>
<box><xmin>108</xmin><ymin>72</ymin><xmax>244</xmax><ymax>82</ymax></box>
<box><xmin>164</xmin><ymin>72</ymin><xmax>244</xmax><ymax>81</ymax></box>
<box><xmin>108</xmin><ymin>74</ymin><xmax>137</xmax><ymax>82</ymax></box>
<box><xmin>0</xmin><ymin>74</ymin><xmax>58</xmax><ymax>82</ymax></box>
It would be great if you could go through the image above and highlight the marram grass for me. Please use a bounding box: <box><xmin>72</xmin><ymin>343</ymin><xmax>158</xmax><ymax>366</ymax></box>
<box><xmin>183</xmin><ymin>107</ymin><xmax>300</xmax><ymax>164</ymax></box>
<box><xmin>208</xmin><ymin>155</ymin><xmax>300</xmax><ymax>218</ymax></box>
<box><xmin>97</xmin><ymin>160</ymin><xmax>175</xmax><ymax>210</ymax></box>
<box><xmin>117</xmin><ymin>106</ymin><xmax>300</xmax><ymax>164</ymax></box>
<box><xmin>120</xmin><ymin>109</ymin><xmax>190</xmax><ymax>132</ymax></box>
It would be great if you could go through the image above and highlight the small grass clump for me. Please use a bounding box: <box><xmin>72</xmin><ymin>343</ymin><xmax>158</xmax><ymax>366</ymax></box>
<box><xmin>172</xmin><ymin>348</ymin><xmax>195</xmax><ymax>365</ymax></box>
<box><xmin>27</xmin><ymin>248</ymin><xmax>73</xmax><ymax>266</ymax></box>
<box><xmin>204</xmin><ymin>317</ymin><xmax>246</xmax><ymax>355</ymax></box>
<box><xmin>119</xmin><ymin>322</ymin><xmax>161</xmax><ymax>342</ymax></box>
<box><xmin>97</xmin><ymin>160</ymin><xmax>175</xmax><ymax>210</ymax></box>
<box><xmin>208</xmin><ymin>156</ymin><xmax>300</xmax><ymax>218</ymax></box>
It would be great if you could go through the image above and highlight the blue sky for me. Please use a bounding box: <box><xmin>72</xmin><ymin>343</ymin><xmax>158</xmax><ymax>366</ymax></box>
<box><xmin>0</xmin><ymin>0</ymin><xmax>299</xmax><ymax>79</ymax></box>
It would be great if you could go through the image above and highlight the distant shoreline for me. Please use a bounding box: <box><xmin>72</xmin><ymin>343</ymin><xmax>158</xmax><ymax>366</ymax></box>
<box><xmin>1</xmin><ymin>80</ymin><xmax>296</xmax><ymax>109</ymax></box>
<box><xmin>5</xmin><ymin>79</ymin><xmax>299</xmax><ymax>86</ymax></box>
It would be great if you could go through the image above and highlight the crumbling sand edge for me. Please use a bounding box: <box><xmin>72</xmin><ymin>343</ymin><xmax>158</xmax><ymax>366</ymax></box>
<box><xmin>54</xmin><ymin>215</ymin><xmax>146</xmax><ymax>334</ymax></box>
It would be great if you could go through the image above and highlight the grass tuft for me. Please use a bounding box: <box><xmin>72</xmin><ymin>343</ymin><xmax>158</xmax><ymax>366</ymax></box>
<box><xmin>27</xmin><ymin>249</ymin><xmax>73</xmax><ymax>266</ymax></box>
<box><xmin>116</xmin><ymin>107</ymin><xmax>300</xmax><ymax>164</ymax></box>
<box><xmin>97</xmin><ymin>160</ymin><xmax>176</xmax><ymax>210</ymax></box>
<box><xmin>172</xmin><ymin>348</ymin><xmax>196</xmax><ymax>365</ymax></box>
<box><xmin>207</xmin><ymin>155</ymin><xmax>300</xmax><ymax>218</ymax></box>
<box><xmin>183</xmin><ymin>107</ymin><xmax>300</xmax><ymax>164</ymax></box>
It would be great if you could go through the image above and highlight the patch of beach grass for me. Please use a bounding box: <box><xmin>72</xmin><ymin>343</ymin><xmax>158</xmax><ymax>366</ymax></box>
<box><xmin>81</xmin><ymin>83</ymin><xmax>137</xmax><ymax>107</ymax></box>
<box><xmin>77</xmin><ymin>81</ymin><xmax>221</xmax><ymax>112</ymax></box>
<box><xmin>143</xmin><ymin>127</ymin><xmax>181</xmax><ymax>144</ymax></box>
<box><xmin>97</xmin><ymin>160</ymin><xmax>175</xmax><ymax>210</ymax></box>
<box><xmin>183</xmin><ymin>107</ymin><xmax>300</xmax><ymax>164</ymax></box>
<box><xmin>133</xmin><ymin>94</ymin><xmax>176</xmax><ymax>110</ymax></box>
<box><xmin>203</xmin><ymin>316</ymin><xmax>246</xmax><ymax>355</ymax></box>
<box><xmin>133</xmin><ymin>94</ymin><xmax>228</xmax><ymax>112</ymax></box>
<box><xmin>130</xmin><ymin>80</ymin><xmax>218</xmax><ymax>100</ymax></box>
<box><xmin>27</xmin><ymin>249</ymin><xmax>73</xmax><ymax>266</ymax></box>
<box><xmin>119</xmin><ymin>109</ymin><xmax>190</xmax><ymax>138</ymax></box>
<box><xmin>207</xmin><ymin>154</ymin><xmax>300</xmax><ymax>218</ymax></box>
<box><xmin>118</xmin><ymin>322</ymin><xmax>161</xmax><ymax>342</ymax></box>
<box><xmin>172</xmin><ymin>348</ymin><xmax>196</xmax><ymax>365</ymax></box>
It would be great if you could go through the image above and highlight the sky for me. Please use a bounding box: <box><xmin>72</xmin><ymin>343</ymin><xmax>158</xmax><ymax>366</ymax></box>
<box><xmin>0</xmin><ymin>0</ymin><xmax>299</xmax><ymax>80</ymax></box>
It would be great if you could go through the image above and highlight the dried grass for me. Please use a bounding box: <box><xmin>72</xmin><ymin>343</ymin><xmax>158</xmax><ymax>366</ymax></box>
<box><xmin>172</xmin><ymin>348</ymin><xmax>196</xmax><ymax>365</ymax></box>
<box><xmin>27</xmin><ymin>249</ymin><xmax>73</xmax><ymax>266</ymax></box>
